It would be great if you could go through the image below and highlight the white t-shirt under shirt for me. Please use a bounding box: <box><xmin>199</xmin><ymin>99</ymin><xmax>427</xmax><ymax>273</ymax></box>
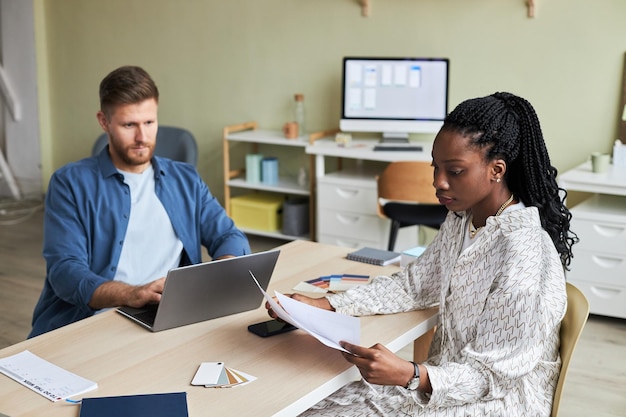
<box><xmin>114</xmin><ymin>165</ymin><xmax>183</xmax><ymax>286</ymax></box>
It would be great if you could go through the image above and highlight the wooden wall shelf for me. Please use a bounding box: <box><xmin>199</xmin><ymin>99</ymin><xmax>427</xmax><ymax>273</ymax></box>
<box><xmin>356</xmin><ymin>0</ymin><xmax>537</xmax><ymax>18</ymax></box>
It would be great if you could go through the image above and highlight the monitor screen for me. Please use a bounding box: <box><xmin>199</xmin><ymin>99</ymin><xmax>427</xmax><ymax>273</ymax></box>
<box><xmin>340</xmin><ymin>57</ymin><xmax>449</xmax><ymax>140</ymax></box>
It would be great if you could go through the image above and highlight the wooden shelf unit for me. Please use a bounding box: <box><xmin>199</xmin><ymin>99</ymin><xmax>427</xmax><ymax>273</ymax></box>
<box><xmin>223</xmin><ymin>121</ymin><xmax>316</xmax><ymax>241</ymax></box>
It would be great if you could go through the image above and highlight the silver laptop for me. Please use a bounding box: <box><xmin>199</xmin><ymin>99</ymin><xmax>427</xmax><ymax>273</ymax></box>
<box><xmin>117</xmin><ymin>249</ymin><xmax>280</xmax><ymax>332</ymax></box>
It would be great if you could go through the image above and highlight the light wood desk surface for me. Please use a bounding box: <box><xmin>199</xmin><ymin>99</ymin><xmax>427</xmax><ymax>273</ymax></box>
<box><xmin>0</xmin><ymin>240</ymin><xmax>438</xmax><ymax>417</ymax></box>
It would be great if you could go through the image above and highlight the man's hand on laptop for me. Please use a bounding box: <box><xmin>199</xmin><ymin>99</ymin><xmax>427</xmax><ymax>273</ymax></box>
<box><xmin>88</xmin><ymin>277</ymin><xmax>166</xmax><ymax>310</ymax></box>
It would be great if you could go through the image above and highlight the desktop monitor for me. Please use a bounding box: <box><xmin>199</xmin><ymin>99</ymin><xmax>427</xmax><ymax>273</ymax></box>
<box><xmin>339</xmin><ymin>57</ymin><xmax>449</xmax><ymax>142</ymax></box>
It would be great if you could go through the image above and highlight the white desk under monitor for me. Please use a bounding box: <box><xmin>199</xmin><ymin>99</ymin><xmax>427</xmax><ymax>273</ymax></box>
<box><xmin>559</xmin><ymin>161</ymin><xmax>626</xmax><ymax>319</ymax></box>
<box><xmin>306</xmin><ymin>138</ymin><xmax>434</xmax><ymax>250</ymax></box>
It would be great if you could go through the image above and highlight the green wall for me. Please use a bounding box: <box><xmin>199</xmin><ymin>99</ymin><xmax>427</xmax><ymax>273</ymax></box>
<box><xmin>35</xmin><ymin>0</ymin><xmax>626</xmax><ymax>202</ymax></box>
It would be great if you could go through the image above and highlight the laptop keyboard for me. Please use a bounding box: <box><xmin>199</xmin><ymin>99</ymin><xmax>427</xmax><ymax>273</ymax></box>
<box><xmin>132</xmin><ymin>306</ymin><xmax>158</xmax><ymax>326</ymax></box>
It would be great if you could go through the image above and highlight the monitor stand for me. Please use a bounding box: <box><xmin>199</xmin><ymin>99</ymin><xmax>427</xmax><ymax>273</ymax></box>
<box><xmin>380</xmin><ymin>132</ymin><xmax>409</xmax><ymax>144</ymax></box>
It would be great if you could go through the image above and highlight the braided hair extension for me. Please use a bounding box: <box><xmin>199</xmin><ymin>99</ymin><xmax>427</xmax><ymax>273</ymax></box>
<box><xmin>442</xmin><ymin>92</ymin><xmax>578</xmax><ymax>268</ymax></box>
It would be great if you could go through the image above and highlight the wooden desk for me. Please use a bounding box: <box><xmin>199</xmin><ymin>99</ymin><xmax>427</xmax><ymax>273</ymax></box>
<box><xmin>0</xmin><ymin>240</ymin><xmax>438</xmax><ymax>417</ymax></box>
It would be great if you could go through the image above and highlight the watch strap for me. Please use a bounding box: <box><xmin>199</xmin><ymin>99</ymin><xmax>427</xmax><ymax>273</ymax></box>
<box><xmin>405</xmin><ymin>361</ymin><xmax>420</xmax><ymax>390</ymax></box>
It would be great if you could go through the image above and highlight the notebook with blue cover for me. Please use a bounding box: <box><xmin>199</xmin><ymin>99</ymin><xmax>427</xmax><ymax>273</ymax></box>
<box><xmin>78</xmin><ymin>392</ymin><xmax>188</xmax><ymax>417</ymax></box>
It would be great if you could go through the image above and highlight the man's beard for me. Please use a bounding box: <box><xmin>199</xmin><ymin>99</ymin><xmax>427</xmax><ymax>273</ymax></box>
<box><xmin>111</xmin><ymin>140</ymin><xmax>154</xmax><ymax>166</ymax></box>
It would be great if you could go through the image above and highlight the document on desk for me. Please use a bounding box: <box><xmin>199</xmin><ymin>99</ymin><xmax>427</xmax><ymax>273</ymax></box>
<box><xmin>250</xmin><ymin>271</ymin><xmax>360</xmax><ymax>352</ymax></box>
<box><xmin>0</xmin><ymin>350</ymin><xmax>97</xmax><ymax>402</ymax></box>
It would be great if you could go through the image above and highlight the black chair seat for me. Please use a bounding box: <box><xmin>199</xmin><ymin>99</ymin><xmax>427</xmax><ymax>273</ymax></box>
<box><xmin>382</xmin><ymin>203</ymin><xmax>448</xmax><ymax>251</ymax></box>
<box><xmin>382</xmin><ymin>203</ymin><xmax>448</xmax><ymax>229</ymax></box>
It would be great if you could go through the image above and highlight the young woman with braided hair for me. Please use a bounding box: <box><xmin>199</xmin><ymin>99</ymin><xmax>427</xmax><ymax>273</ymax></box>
<box><xmin>269</xmin><ymin>92</ymin><xmax>578</xmax><ymax>416</ymax></box>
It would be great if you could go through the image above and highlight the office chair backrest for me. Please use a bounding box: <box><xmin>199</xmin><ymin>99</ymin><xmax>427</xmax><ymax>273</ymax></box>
<box><xmin>376</xmin><ymin>161</ymin><xmax>438</xmax><ymax>217</ymax></box>
<box><xmin>551</xmin><ymin>282</ymin><xmax>589</xmax><ymax>417</ymax></box>
<box><xmin>92</xmin><ymin>126</ymin><xmax>198</xmax><ymax>166</ymax></box>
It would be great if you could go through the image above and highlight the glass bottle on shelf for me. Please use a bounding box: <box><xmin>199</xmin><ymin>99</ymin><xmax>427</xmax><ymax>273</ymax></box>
<box><xmin>294</xmin><ymin>93</ymin><xmax>305</xmax><ymax>137</ymax></box>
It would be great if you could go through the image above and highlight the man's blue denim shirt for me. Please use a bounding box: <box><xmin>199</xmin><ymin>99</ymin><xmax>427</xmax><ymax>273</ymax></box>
<box><xmin>29</xmin><ymin>148</ymin><xmax>250</xmax><ymax>337</ymax></box>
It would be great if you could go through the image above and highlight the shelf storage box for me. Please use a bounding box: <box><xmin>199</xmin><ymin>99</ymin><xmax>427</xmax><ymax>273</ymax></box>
<box><xmin>230</xmin><ymin>193</ymin><xmax>284</xmax><ymax>231</ymax></box>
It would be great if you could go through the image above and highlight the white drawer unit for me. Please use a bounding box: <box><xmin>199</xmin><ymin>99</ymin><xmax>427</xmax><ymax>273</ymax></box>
<box><xmin>316</xmin><ymin>170</ymin><xmax>418</xmax><ymax>250</ymax></box>
<box><xmin>568</xmin><ymin>194</ymin><xmax>626</xmax><ymax>318</ymax></box>
<box><xmin>566</xmin><ymin>280</ymin><xmax>626</xmax><ymax>319</ymax></box>
<box><xmin>317</xmin><ymin>174</ymin><xmax>379</xmax><ymax>214</ymax></box>
<box><xmin>318</xmin><ymin>207</ymin><xmax>387</xmax><ymax>241</ymax></box>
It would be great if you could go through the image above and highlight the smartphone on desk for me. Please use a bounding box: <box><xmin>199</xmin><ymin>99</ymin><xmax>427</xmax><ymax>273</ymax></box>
<box><xmin>248</xmin><ymin>319</ymin><xmax>297</xmax><ymax>337</ymax></box>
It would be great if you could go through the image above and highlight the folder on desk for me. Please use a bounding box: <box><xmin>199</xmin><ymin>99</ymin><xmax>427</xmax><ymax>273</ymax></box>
<box><xmin>79</xmin><ymin>392</ymin><xmax>188</xmax><ymax>417</ymax></box>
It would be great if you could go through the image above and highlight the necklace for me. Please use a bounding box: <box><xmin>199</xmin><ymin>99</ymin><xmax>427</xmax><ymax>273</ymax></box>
<box><xmin>468</xmin><ymin>194</ymin><xmax>515</xmax><ymax>239</ymax></box>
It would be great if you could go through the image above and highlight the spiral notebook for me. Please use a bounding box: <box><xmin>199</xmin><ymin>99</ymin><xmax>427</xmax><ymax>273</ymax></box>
<box><xmin>346</xmin><ymin>247</ymin><xmax>401</xmax><ymax>266</ymax></box>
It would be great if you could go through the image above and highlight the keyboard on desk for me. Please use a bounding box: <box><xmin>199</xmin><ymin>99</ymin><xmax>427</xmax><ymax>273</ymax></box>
<box><xmin>373</xmin><ymin>145</ymin><xmax>423</xmax><ymax>152</ymax></box>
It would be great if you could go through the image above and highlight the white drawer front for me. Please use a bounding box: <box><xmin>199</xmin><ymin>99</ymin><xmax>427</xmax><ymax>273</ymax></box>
<box><xmin>318</xmin><ymin>208</ymin><xmax>387</xmax><ymax>241</ymax></box>
<box><xmin>317</xmin><ymin>234</ymin><xmax>381</xmax><ymax>249</ymax></box>
<box><xmin>317</xmin><ymin>183</ymin><xmax>378</xmax><ymax>214</ymax></box>
<box><xmin>568</xmin><ymin>249</ymin><xmax>626</xmax><ymax>287</ymax></box>
<box><xmin>567</xmin><ymin>279</ymin><xmax>626</xmax><ymax>319</ymax></box>
<box><xmin>571</xmin><ymin>218</ymin><xmax>626</xmax><ymax>255</ymax></box>
<box><xmin>318</xmin><ymin>226</ymin><xmax>418</xmax><ymax>251</ymax></box>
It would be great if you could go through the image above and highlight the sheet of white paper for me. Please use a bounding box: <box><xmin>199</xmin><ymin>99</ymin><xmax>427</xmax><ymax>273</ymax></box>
<box><xmin>0</xmin><ymin>350</ymin><xmax>97</xmax><ymax>402</ymax></box>
<box><xmin>276</xmin><ymin>292</ymin><xmax>360</xmax><ymax>349</ymax></box>
<box><xmin>249</xmin><ymin>271</ymin><xmax>360</xmax><ymax>352</ymax></box>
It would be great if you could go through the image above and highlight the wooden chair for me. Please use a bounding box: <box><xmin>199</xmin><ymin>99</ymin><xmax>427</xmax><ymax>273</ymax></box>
<box><xmin>552</xmin><ymin>282</ymin><xmax>590</xmax><ymax>417</ymax></box>
<box><xmin>376</xmin><ymin>161</ymin><xmax>448</xmax><ymax>251</ymax></box>
<box><xmin>414</xmin><ymin>283</ymin><xmax>589</xmax><ymax>416</ymax></box>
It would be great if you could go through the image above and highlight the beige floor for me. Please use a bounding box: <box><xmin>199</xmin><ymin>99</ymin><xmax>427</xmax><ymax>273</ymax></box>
<box><xmin>1</xmin><ymin>208</ymin><xmax>625</xmax><ymax>416</ymax></box>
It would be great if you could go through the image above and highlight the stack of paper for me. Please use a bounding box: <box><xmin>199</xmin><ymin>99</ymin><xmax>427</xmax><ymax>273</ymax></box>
<box><xmin>0</xmin><ymin>350</ymin><xmax>97</xmax><ymax>402</ymax></box>
<box><xmin>401</xmin><ymin>246</ymin><xmax>426</xmax><ymax>267</ymax></box>
<box><xmin>292</xmin><ymin>273</ymin><xmax>370</xmax><ymax>293</ymax></box>
<box><xmin>191</xmin><ymin>362</ymin><xmax>256</xmax><ymax>388</ymax></box>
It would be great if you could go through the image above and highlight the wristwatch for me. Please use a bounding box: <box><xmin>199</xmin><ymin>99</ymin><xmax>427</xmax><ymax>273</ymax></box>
<box><xmin>405</xmin><ymin>361</ymin><xmax>420</xmax><ymax>390</ymax></box>
<box><xmin>404</xmin><ymin>361</ymin><xmax>420</xmax><ymax>391</ymax></box>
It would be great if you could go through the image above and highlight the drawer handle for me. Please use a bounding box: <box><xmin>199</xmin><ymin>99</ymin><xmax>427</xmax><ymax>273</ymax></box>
<box><xmin>335</xmin><ymin>239</ymin><xmax>359</xmax><ymax>248</ymax></box>
<box><xmin>591</xmin><ymin>255</ymin><xmax>624</xmax><ymax>269</ymax></box>
<box><xmin>590</xmin><ymin>286</ymin><xmax>622</xmax><ymax>299</ymax></box>
<box><xmin>336</xmin><ymin>213</ymin><xmax>360</xmax><ymax>224</ymax></box>
<box><xmin>335</xmin><ymin>188</ymin><xmax>360</xmax><ymax>199</ymax></box>
<box><xmin>592</xmin><ymin>224</ymin><xmax>626</xmax><ymax>238</ymax></box>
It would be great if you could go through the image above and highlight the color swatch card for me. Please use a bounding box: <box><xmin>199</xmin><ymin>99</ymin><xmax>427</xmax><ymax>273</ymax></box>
<box><xmin>0</xmin><ymin>350</ymin><xmax>97</xmax><ymax>402</ymax></box>
<box><xmin>292</xmin><ymin>274</ymin><xmax>370</xmax><ymax>293</ymax></box>
<box><xmin>191</xmin><ymin>362</ymin><xmax>256</xmax><ymax>388</ymax></box>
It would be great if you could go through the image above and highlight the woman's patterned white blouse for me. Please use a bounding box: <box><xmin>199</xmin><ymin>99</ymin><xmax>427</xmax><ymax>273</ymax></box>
<box><xmin>301</xmin><ymin>207</ymin><xmax>567</xmax><ymax>417</ymax></box>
